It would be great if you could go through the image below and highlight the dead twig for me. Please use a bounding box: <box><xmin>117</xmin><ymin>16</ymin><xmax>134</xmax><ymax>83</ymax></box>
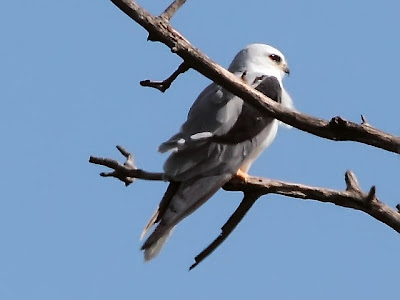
<box><xmin>140</xmin><ymin>62</ymin><xmax>189</xmax><ymax>92</ymax></box>
<box><xmin>89</xmin><ymin>146</ymin><xmax>163</xmax><ymax>183</ymax></box>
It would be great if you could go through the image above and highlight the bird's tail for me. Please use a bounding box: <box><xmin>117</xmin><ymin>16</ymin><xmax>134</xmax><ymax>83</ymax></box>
<box><xmin>141</xmin><ymin>174</ymin><xmax>232</xmax><ymax>261</ymax></box>
<box><xmin>143</xmin><ymin>227</ymin><xmax>174</xmax><ymax>261</ymax></box>
<box><xmin>140</xmin><ymin>182</ymin><xmax>180</xmax><ymax>261</ymax></box>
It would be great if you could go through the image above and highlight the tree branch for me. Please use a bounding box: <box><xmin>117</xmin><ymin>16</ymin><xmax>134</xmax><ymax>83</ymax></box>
<box><xmin>89</xmin><ymin>145</ymin><xmax>163</xmax><ymax>184</ymax></box>
<box><xmin>110</xmin><ymin>0</ymin><xmax>400</xmax><ymax>154</ymax></box>
<box><xmin>224</xmin><ymin>174</ymin><xmax>400</xmax><ymax>234</ymax></box>
<box><xmin>140</xmin><ymin>62</ymin><xmax>190</xmax><ymax>92</ymax></box>
<box><xmin>89</xmin><ymin>147</ymin><xmax>400</xmax><ymax>235</ymax></box>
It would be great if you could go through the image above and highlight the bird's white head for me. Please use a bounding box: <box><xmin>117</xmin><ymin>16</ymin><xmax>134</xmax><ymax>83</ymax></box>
<box><xmin>229</xmin><ymin>43</ymin><xmax>290</xmax><ymax>82</ymax></box>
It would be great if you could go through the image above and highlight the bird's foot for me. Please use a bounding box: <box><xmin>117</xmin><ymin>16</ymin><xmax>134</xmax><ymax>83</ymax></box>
<box><xmin>235</xmin><ymin>169</ymin><xmax>250</xmax><ymax>182</ymax></box>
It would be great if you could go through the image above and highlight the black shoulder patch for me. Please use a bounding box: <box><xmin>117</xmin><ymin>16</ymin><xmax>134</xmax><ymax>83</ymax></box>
<box><xmin>212</xmin><ymin>76</ymin><xmax>282</xmax><ymax>144</ymax></box>
<box><xmin>253</xmin><ymin>75</ymin><xmax>282</xmax><ymax>103</ymax></box>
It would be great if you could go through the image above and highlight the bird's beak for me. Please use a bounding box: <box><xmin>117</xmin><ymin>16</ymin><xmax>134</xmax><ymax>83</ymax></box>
<box><xmin>283</xmin><ymin>64</ymin><xmax>290</xmax><ymax>75</ymax></box>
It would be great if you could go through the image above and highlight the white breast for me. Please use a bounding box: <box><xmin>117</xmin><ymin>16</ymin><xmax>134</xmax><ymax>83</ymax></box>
<box><xmin>240</xmin><ymin>119</ymin><xmax>279</xmax><ymax>173</ymax></box>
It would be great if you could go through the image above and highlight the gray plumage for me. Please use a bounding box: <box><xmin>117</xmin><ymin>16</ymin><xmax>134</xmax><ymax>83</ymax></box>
<box><xmin>141</xmin><ymin>44</ymin><xmax>292</xmax><ymax>260</ymax></box>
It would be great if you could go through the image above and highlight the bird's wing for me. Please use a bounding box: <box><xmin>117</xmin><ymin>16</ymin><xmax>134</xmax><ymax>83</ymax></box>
<box><xmin>158</xmin><ymin>76</ymin><xmax>245</xmax><ymax>154</ymax></box>
<box><xmin>141</xmin><ymin>173</ymin><xmax>232</xmax><ymax>260</ymax></box>
<box><xmin>141</xmin><ymin>75</ymin><xmax>283</xmax><ymax>260</ymax></box>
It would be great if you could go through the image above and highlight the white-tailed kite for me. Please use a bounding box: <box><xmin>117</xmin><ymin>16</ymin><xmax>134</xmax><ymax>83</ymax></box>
<box><xmin>141</xmin><ymin>43</ymin><xmax>293</xmax><ymax>260</ymax></box>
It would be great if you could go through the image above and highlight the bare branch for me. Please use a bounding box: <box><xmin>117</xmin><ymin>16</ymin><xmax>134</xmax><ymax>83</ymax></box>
<box><xmin>99</xmin><ymin>170</ymin><xmax>135</xmax><ymax>186</ymax></box>
<box><xmin>224</xmin><ymin>176</ymin><xmax>400</xmax><ymax>234</ymax></box>
<box><xmin>140</xmin><ymin>62</ymin><xmax>189</xmax><ymax>92</ymax></box>
<box><xmin>95</xmin><ymin>145</ymin><xmax>136</xmax><ymax>186</ymax></box>
<box><xmin>189</xmin><ymin>191</ymin><xmax>262</xmax><ymax>270</ymax></box>
<box><xmin>161</xmin><ymin>0</ymin><xmax>187</xmax><ymax>21</ymax></box>
<box><xmin>89</xmin><ymin>146</ymin><xmax>163</xmax><ymax>182</ymax></box>
<box><xmin>109</xmin><ymin>0</ymin><xmax>400</xmax><ymax>154</ymax></box>
<box><xmin>89</xmin><ymin>148</ymin><xmax>400</xmax><ymax>234</ymax></box>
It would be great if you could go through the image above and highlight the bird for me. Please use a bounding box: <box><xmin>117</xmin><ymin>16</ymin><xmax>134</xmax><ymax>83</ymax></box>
<box><xmin>140</xmin><ymin>43</ymin><xmax>293</xmax><ymax>261</ymax></box>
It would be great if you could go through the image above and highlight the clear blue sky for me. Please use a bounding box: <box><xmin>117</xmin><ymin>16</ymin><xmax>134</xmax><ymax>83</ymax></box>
<box><xmin>1</xmin><ymin>0</ymin><xmax>399</xmax><ymax>299</ymax></box>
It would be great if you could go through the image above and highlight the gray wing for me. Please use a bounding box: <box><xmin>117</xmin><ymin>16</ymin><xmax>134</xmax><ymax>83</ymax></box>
<box><xmin>141</xmin><ymin>76</ymin><xmax>282</xmax><ymax>260</ymax></box>
<box><xmin>158</xmin><ymin>81</ymin><xmax>244</xmax><ymax>154</ymax></box>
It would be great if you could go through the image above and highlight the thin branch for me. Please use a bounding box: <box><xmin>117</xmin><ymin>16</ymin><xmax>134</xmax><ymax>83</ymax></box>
<box><xmin>161</xmin><ymin>0</ymin><xmax>187</xmax><ymax>21</ymax></box>
<box><xmin>94</xmin><ymin>145</ymin><xmax>136</xmax><ymax>186</ymax></box>
<box><xmin>110</xmin><ymin>0</ymin><xmax>400</xmax><ymax>154</ymax></box>
<box><xmin>89</xmin><ymin>147</ymin><xmax>400</xmax><ymax>234</ymax></box>
<box><xmin>140</xmin><ymin>62</ymin><xmax>189</xmax><ymax>92</ymax></box>
<box><xmin>89</xmin><ymin>146</ymin><xmax>163</xmax><ymax>182</ymax></box>
<box><xmin>189</xmin><ymin>191</ymin><xmax>262</xmax><ymax>270</ymax></box>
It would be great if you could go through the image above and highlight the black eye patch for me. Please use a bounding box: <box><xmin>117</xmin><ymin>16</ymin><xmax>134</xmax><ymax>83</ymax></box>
<box><xmin>269</xmin><ymin>54</ymin><xmax>282</xmax><ymax>63</ymax></box>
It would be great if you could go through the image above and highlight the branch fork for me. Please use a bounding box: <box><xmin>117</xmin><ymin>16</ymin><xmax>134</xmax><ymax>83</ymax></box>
<box><xmin>140</xmin><ymin>62</ymin><xmax>189</xmax><ymax>92</ymax></box>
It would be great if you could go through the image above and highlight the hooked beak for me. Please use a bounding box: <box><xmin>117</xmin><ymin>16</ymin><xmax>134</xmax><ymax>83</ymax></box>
<box><xmin>283</xmin><ymin>64</ymin><xmax>290</xmax><ymax>75</ymax></box>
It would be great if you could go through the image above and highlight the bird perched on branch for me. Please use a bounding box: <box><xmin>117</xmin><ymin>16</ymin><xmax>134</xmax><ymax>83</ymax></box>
<box><xmin>140</xmin><ymin>43</ymin><xmax>293</xmax><ymax>260</ymax></box>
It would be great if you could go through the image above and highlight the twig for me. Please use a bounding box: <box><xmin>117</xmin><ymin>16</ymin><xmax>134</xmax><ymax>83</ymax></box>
<box><xmin>95</xmin><ymin>145</ymin><xmax>136</xmax><ymax>186</ymax></box>
<box><xmin>89</xmin><ymin>146</ymin><xmax>163</xmax><ymax>183</ymax></box>
<box><xmin>140</xmin><ymin>62</ymin><xmax>189</xmax><ymax>92</ymax></box>
<box><xmin>189</xmin><ymin>191</ymin><xmax>262</xmax><ymax>270</ymax></box>
<box><xmin>109</xmin><ymin>0</ymin><xmax>400</xmax><ymax>154</ymax></box>
<box><xmin>345</xmin><ymin>170</ymin><xmax>362</xmax><ymax>193</ymax></box>
<box><xmin>361</xmin><ymin>114</ymin><xmax>370</xmax><ymax>126</ymax></box>
<box><xmin>161</xmin><ymin>0</ymin><xmax>187</xmax><ymax>21</ymax></box>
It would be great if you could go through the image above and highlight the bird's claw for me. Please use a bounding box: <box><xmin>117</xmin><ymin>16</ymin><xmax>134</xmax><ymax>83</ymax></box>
<box><xmin>235</xmin><ymin>169</ymin><xmax>250</xmax><ymax>182</ymax></box>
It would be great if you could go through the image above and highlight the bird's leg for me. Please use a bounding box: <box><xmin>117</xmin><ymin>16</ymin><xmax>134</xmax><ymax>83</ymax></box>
<box><xmin>235</xmin><ymin>168</ymin><xmax>250</xmax><ymax>182</ymax></box>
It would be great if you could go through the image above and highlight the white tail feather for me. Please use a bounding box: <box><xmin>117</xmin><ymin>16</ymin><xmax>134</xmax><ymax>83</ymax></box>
<box><xmin>144</xmin><ymin>227</ymin><xmax>174</xmax><ymax>261</ymax></box>
<box><xmin>140</xmin><ymin>208</ymin><xmax>159</xmax><ymax>240</ymax></box>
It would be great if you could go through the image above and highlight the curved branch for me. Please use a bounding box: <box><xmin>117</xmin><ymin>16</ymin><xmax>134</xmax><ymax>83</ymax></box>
<box><xmin>224</xmin><ymin>174</ymin><xmax>400</xmax><ymax>234</ymax></box>
<box><xmin>110</xmin><ymin>0</ymin><xmax>400</xmax><ymax>154</ymax></box>
<box><xmin>89</xmin><ymin>153</ymin><xmax>164</xmax><ymax>183</ymax></box>
<box><xmin>140</xmin><ymin>62</ymin><xmax>189</xmax><ymax>92</ymax></box>
<box><xmin>89</xmin><ymin>147</ymin><xmax>400</xmax><ymax>234</ymax></box>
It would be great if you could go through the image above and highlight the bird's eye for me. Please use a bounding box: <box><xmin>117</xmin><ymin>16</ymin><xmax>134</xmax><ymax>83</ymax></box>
<box><xmin>269</xmin><ymin>54</ymin><xmax>282</xmax><ymax>63</ymax></box>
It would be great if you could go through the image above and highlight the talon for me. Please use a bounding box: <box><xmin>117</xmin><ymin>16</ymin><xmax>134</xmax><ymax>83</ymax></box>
<box><xmin>236</xmin><ymin>169</ymin><xmax>250</xmax><ymax>182</ymax></box>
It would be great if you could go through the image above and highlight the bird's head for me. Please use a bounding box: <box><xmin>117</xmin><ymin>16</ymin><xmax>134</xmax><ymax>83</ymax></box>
<box><xmin>229</xmin><ymin>43</ymin><xmax>290</xmax><ymax>82</ymax></box>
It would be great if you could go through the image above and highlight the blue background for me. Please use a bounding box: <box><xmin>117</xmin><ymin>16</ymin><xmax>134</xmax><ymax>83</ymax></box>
<box><xmin>1</xmin><ymin>0</ymin><xmax>399</xmax><ymax>299</ymax></box>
